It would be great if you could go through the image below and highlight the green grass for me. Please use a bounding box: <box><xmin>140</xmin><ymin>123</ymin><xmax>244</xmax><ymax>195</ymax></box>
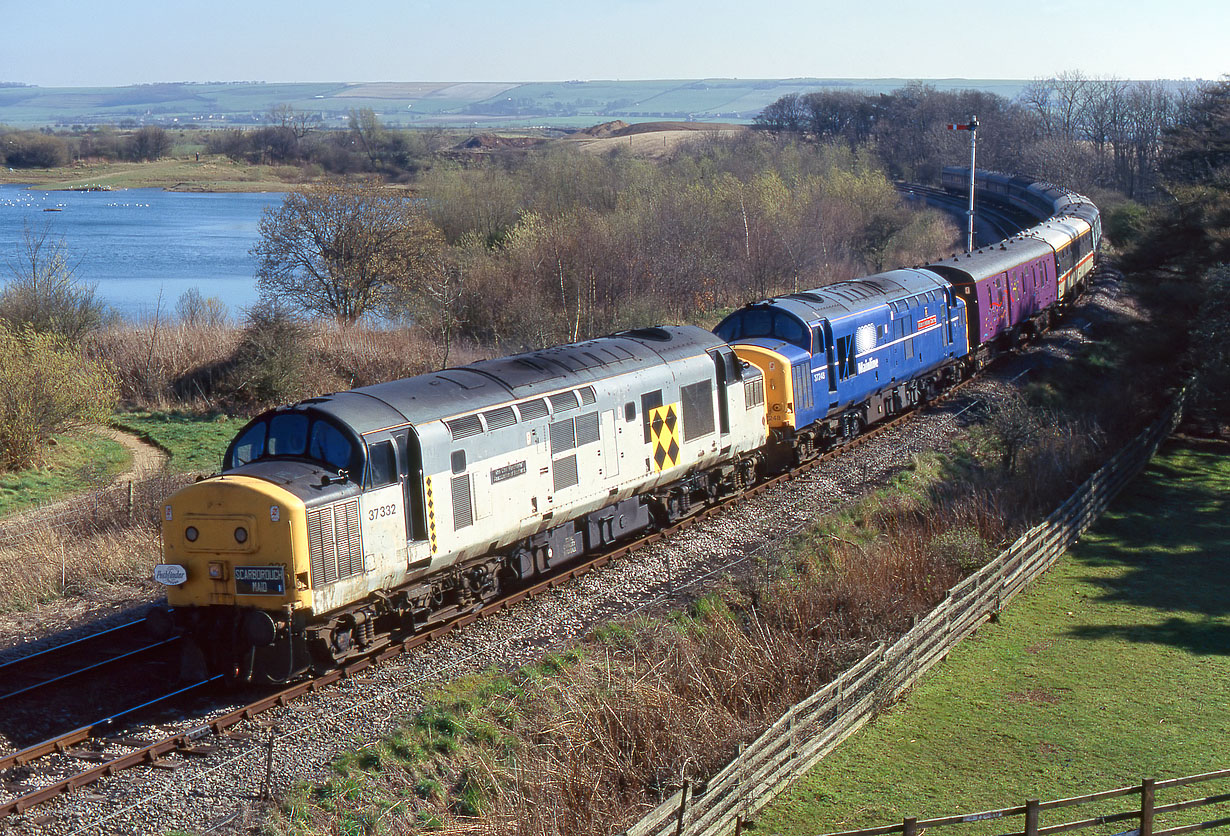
<box><xmin>111</xmin><ymin>411</ymin><xmax>247</xmax><ymax>473</ymax></box>
<box><xmin>0</xmin><ymin>432</ymin><xmax>129</xmax><ymax>517</ymax></box>
<box><xmin>757</xmin><ymin>438</ymin><xmax>1230</xmax><ymax>836</ymax></box>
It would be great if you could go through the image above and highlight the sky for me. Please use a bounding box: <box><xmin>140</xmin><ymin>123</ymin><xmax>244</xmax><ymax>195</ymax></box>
<box><xmin>1</xmin><ymin>0</ymin><xmax>1225</xmax><ymax>87</ymax></box>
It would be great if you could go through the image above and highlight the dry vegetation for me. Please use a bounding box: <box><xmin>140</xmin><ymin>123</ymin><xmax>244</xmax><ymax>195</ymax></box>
<box><xmin>85</xmin><ymin>320</ymin><xmax>480</xmax><ymax>412</ymax></box>
<box><xmin>0</xmin><ymin>471</ymin><xmax>191</xmax><ymax>614</ymax></box>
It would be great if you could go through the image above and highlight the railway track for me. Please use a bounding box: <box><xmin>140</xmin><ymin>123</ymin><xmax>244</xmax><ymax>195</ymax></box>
<box><xmin>0</xmin><ymin>619</ymin><xmax>175</xmax><ymax>705</ymax></box>
<box><xmin>898</xmin><ymin>184</ymin><xmax>1037</xmax><ymax>244</ymax></box>
<box><xmin>0</xmin><ymin>370</ymin><xmax>983</xmax><ymax>822</ymax></box>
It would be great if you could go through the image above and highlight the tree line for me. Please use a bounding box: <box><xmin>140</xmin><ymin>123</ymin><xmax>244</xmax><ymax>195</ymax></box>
<box><xmin>1</xmin><ymin>125</ymin><xmax>174</xmax><ymax>167</ymax></box>
<box><xmin>253</xmin><ymin>136</ymin><xmax>958</xmax><ymax>359</ymax></box>
<box><xmin>754</xmin><ymin>73</ymin><xmax>1197</xmax><ymax>199</ymax></box>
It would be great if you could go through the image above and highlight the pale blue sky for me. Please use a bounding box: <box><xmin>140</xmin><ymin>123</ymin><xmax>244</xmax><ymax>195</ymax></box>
<box><xmin>2</xmin><ymin>0</ymin><xmax>1224</xmax><ymax>87</ymax></box>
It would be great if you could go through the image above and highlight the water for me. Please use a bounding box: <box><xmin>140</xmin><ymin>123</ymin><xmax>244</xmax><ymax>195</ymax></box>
<box><xmin>0</xmin><ymin>184</ymin><xmax>285</xmax><ymax>319</ymax></box>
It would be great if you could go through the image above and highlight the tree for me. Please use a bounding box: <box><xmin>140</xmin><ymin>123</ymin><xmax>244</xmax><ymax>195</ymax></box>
<box><xmin>128</xmin><ymin>125</ymin><xmax>171</xmax><ymax>161</ymax></box>
<box><xmin>252</xmin><ymin>183</ymin><xmax>448</xmax><ymax>323</ymax></box>
<box><xmin>1162</xmin><ymin>77</ymin><xmax>1230</xmax><ymax>184</ymax></box>
<box><xmin>1</xmin><ymin>223</ymin><xmax>109</xmax><ymax>343</ymax></box>
<box><xmin>175</xmin><ymin>287</ymin><xmax>229</xmax><ymax>327</ymax></box>
<box><xmin>0</xmin><ymin>323</ymin><xmax>118</xmax><ymax>471</ymax></box>
<box><xmin>266</xmin><ymin>103</ymin><xmax>320</xmax><ymax>140</ymax></box>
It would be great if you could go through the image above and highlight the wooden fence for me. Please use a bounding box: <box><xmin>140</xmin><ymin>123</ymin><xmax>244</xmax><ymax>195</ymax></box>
<box><xmin>622</xmin><ymin>391</ymin><xmax>1187</xmax><ymax>836</ymax></box>
<box><xmin>823</xmin><ymin>768</ymin><xmax>1230</xmax><ymax>836</ymax></box>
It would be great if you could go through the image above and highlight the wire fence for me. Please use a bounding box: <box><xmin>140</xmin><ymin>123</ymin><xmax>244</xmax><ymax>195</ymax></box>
<box><xmin>622</xmin><ymin>388</ymin><xmax>1188</xmax><ymax>836</ymax></box>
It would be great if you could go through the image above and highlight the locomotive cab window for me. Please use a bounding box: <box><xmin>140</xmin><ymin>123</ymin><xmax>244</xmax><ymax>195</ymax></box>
<box><xmin>308</xmin><ymin>421</ymin><xmax>355</xmax><ymax>472</ymax></box>
<box><xmin>225</xmin><ymin>413</ymin><xmax>358</xmax><ymax>475</ymax></box>
<box><xmin>367</xmin><ymin>440</ymin><xmax>397</xmax><ymax>488</ymax></box>
<box><xmin>230</xmin><ymin>422</ymin><xmax>266</xmax><ymax>466</ymax></box>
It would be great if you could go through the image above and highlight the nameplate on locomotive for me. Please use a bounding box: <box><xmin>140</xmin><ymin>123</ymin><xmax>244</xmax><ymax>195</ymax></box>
<box><xmin>233</xmin><ymin>566</ymin><xmax>286</xmax><ymax>595</ymax></box>
<box><xmin>491</xmin><ymin>460</ymin><xmax>527</xmax><ymax>484</ymax></box>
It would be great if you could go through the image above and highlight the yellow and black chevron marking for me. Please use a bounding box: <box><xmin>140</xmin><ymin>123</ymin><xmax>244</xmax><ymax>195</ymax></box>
<box><xmin>425</xmin><ymin>476</ymin><xmax>437</xmax><ymax>554</ymax></box>
<box><xmin>648</xmin><ymin>403</ymin><xmax>681</xmax><ymax>472</ymax></box>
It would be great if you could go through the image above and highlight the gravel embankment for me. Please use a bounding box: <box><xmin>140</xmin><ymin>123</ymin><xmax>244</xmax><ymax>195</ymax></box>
<box><xmin>0</xmin><ymin>272</ymin><xmax>1137</xmax><ymax>836</ymax></box>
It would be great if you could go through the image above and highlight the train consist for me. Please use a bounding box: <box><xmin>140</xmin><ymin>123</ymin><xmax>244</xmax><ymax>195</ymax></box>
<box><xmin>152</xmin><ymin>168</ymin><xmax>1100</xmax><ymax>682</ymax></box>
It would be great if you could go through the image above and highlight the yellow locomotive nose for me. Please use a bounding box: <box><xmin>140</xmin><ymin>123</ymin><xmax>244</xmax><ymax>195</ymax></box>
<box><xmin>159</xmin><ymin>475</ymin><xmax>312</xmax><ymax>611</ymax></box>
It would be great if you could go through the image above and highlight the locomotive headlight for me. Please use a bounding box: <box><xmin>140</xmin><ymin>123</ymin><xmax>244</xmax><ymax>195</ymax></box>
<box><xmin>234</xmin><ymin>526</ymin><xmax>249</xmax><ymax>544</ymax></box>
<box><xmin>185</xmin><ymin>526</ymin><xmax>199</xmax><ymax>542</ymax></box>
<box><xmin>208</xmin><ymin>561</ymin><xmax>225</xmax><ymax>580</ymax></box>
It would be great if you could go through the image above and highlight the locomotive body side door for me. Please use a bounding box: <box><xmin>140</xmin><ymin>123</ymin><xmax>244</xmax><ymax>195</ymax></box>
<box><xmin>359</xmin><ymin>436</ymin><xmax>412</xmax><ymax>579</ymax></box>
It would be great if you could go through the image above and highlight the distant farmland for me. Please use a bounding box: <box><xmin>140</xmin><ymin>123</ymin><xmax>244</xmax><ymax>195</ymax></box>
<box><xmin>0</xmin><ymin>78</ymin><xmax>1036</xmax><ymax>128</ymax></box>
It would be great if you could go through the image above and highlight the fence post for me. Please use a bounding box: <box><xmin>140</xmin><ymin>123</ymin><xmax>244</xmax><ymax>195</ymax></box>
<box><xmin>1140</xmin><ymin>778</ymin><xmax>1155</xmax><ymax>836</ymax></box>
<box><xmin>1025</xmin><ymin>799</ymin><xmax>1040</xmax><ymax>836</ymax></box>
<box><xmin>675</xmin><ymin>780</ymin><xmax>690</xmax><ymax>836</ymax></box>
<box><xmin>904</xmin><ymin>817</ymin><xmax>918</xmax><ymax>836</ymax></box>
<box><xmin>127</xmin><ymin>480</ymin><xmax>134</xmax><ymax>523</ymax></box>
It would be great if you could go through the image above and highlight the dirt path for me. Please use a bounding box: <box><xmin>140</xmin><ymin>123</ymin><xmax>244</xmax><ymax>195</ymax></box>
<box><xmin>0</xmin><ymin>426</ymin><xmax>169</xmax><ymax>535</ymax></box>
<box><xmin>95</xmin><ymin>425</ymin><xmax>170</xmax><ymax>483</ymax></box>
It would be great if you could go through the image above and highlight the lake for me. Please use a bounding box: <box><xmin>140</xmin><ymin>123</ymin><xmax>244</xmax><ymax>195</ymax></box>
<box><xmin>0</xmin><ymin>184</ymin><xmax>285</xmax><ymax>319</ymax></box>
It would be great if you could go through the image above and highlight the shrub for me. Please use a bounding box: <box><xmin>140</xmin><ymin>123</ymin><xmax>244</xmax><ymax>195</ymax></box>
<box><xmin>0</xmin><ymin>324</ymin><xmax>119</xmax><ymax>471</ymax></box>
<box><xmin>1</xmin><ymin>131</ymin><xmax>69</xmax><ymax>168</ymax></box>
<box><xmin>219</xmin><ymin>301</ymin><xmax>311</xmax><ymax>409</ymax></box>
<box><xmin>0</xmin><ymin>225</ymin><xmax>111</xmax><ymax>343</ymax></box>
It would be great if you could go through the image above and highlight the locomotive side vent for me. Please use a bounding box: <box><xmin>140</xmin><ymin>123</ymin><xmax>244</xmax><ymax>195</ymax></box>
<box><xmin>553</xmin><ymin>454</ymin><xmax>579</xmax><ymax>492</ymax></box>
<box><xmin>575</xmin><ymin>411</ymin><xmax>600</xmax><ymax>446</ymax></box>
<box><xmin>452</xmin><ymin>474</ymin><xmax>474</xmax><ymax>530</ymax></box>
<box><xmin>307</xmin><ymin>499</ymin><xmax>365</xmax><ymax>587</ymax></box>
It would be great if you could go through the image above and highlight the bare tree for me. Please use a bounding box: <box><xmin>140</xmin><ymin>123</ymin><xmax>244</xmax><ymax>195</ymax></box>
<box><xmin>0</xmin><ymin>223</ymin><xmax>108</xmax><ymax>342</ymax></box>
<box><xmin>252</xmin><ymin>183</ymin><xmax>448</xmax><ymax>323</ymax></box>
<box><xmin>266</xmin><ymin>103</ymin><xmax>320</xmax><ymax>140</ymax></box>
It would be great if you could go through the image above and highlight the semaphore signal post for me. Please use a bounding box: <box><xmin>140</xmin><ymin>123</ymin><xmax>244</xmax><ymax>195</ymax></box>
<box><xmin>948</xmin><ymin>116</ymin><xmax>978</xmax><ymax>252</ymax></box>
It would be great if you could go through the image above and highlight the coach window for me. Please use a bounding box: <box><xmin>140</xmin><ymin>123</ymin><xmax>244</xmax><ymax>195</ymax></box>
<box><xmin>367</xmin><ymin>441</ymin><xmax>397</xmax><ymax>488</ymax></box>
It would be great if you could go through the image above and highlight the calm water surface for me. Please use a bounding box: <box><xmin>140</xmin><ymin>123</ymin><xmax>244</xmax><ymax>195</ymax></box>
<box><xmin>0</xmin><ymin>184</ymin><xmax>284</xmax><ymax>319</ymax></box>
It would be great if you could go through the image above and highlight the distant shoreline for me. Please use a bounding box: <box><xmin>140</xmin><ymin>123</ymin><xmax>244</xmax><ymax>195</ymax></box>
<box><xmin>0</xmin><ymin>156</ymin><xmax>307</xmax><ymax>193</ymax></box>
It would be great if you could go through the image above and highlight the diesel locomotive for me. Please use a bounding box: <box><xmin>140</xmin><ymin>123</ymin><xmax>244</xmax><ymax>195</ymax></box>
<box><xmin>152</xmin><ymin>168</ymin><xmax>1100</xmax><ymax>682</ymax></box>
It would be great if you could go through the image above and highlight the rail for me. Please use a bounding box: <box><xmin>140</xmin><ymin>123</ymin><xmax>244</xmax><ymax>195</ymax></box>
<box><xmin>621</xmin><ymin>387</ymin><xmax>1187</xmax><ymax>836</ymax></box>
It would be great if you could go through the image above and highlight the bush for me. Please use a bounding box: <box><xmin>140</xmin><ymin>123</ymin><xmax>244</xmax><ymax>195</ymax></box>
<box><xmin>1</xmin><ymin>131</ymin><xmax>69</xmax><ymax>168</ymax></box>
<box><xmin>1102</xmin><ymin>199</ymin><xmax>1149</xmax><ymax>250</ymax></box>
<box><xmin>219</xmin><ymin>302</ymin><xmax>312</xmax><ymax>409</ymax></box>
<box><xmin>0</xmin><ymin>225</ymin><xmax>111</xmax><ymax>343</ymax></box>
<box><xmin>175</xmin><ymin>287</ymin><xmax>229</xmax><ymax>327</ymax></box>
<box><xmin>0</xmin><ymin>324</ymin><xmax>119</xmax><ymax>471</ymax></box>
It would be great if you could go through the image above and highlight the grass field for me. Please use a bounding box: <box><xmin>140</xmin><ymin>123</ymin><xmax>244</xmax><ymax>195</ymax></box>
<box><xmin>0</xmin><ymin>432</ymin><xmax>129</xmax><ymax>518</ymax></box>
<box><xmin>756</xmin><ymin>438</ymin><xmax>1230</xmax><ymax>836</ymax></box>
<box><xmin>111</xmin><ymin>411</ymin><xmax>247</xmax><ymax>473</ymax></box>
